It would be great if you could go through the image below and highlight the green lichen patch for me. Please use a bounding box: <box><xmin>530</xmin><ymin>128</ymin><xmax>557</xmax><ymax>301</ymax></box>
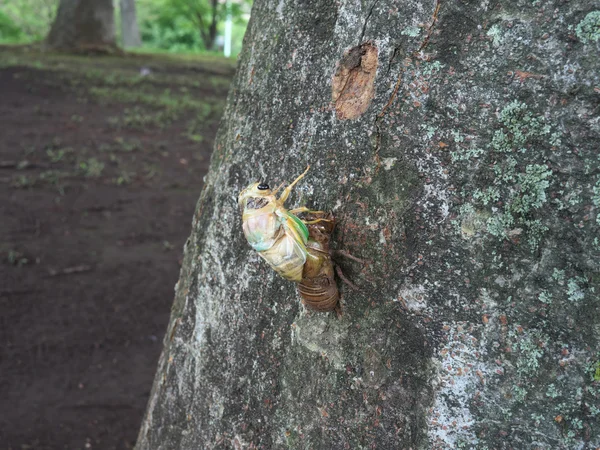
<box><xmin>452</xmin><ymin>101</ymin><xmax>556</xmax><ymax>249</ymax></box>
<box><xmin>401</xmin><ymin>25</ymin><xmax>421</xmax><ymax>37</ymax></box>
<box><xmin>486</xmin><ymin>24</ymin><xmax>504</xmax><ymax>46</ymax></box>
<box><xmin>480</xmin><ymin>325</ymin><xmax>598</xmax><ymax>448</ymax></box>
<box><xmin>576</xmin><ymin>11</ymin><xmax>600</xmax><ymax>44</ymax></box>
<box><xmin>566</xmin><ymin>277</ymin><xmax>587</xmax><ymax>302</ymax></box>
<box><xmin>593</xmin><ymin>361</ymin><xmax>600</xmax><ymax>382</ymax></box>
<box><xmin>593</xmin><ymin>178</ymin><xmax>600</xmax><ymax>224</ymax></box>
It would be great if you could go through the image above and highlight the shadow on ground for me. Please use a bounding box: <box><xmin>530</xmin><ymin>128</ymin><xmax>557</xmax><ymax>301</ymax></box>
<box><xmin>0</xmin><ymin>46</ymin><xmax>235</xmax><ymax>450</ymax></box>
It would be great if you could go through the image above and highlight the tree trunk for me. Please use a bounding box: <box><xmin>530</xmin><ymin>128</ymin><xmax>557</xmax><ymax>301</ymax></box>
<box><xmin>120</xmin><ymin>0</ymin><xmax>142</xmax><ymax>48</ymax></box>
<box><xmin>45</xmin><ymin>0</ymin><xmax>116</xmax><ymax>52</ymax></box>
<box><xmin>208</xmin><ymin>0</ymin><xmax>219</xmax><ymax>51</ymax></box>
<box><xmin>198</xmin><ymin>0</ymin><xmax>220</xmax><ymax>51</ymax></box>
<box><xmin>136</xmin><ymin>0</ymin><xmax>600</xmax><ymax>448</ymax></box>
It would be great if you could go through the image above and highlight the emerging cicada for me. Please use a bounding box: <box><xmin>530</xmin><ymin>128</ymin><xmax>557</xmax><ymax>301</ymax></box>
<box><xmin>239</xmin><ymin>167</ymin><xmax>358</xmax><ymax>313</ymax></box>
<box><xmin>238</xmin><ymin>166</ymin><xmax>316</xmax><ymax>282</ymax></box>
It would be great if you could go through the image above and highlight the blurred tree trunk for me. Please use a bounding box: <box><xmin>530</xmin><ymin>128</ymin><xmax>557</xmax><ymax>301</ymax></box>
<box><xmin>197</xmin><ymin>0</ymin><xmax>219</xmax><ymax>51</ymax></box>
<box><xmin>120</xmin><ymin>0</ymin><xmax>142</xmax><ymax>48</ymax></box>
<box><xmin>45</xmin><ymin>0</ymin><xmax>116</xmax><ymax>52</ymax></box>
<box><xmin>136</xmin><ymin>0</ymin><xmax>600</xmax><ymax>448</ymax></box>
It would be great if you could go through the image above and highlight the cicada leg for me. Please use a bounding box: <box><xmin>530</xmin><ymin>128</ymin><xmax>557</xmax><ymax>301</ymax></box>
<box><xmin>331</xmin><ymin>247</ymin><xmax>365</xmax><ymax>291</ymax></box>
<box><xmin>288</xmin><ymin>206</ymin><xmax>326</xmax><ymax>216</ymax></box>
<box><xmin>303</xmin><ymin>218</ymin><xmax>333</xmax><ymax>225</ymax></box>
<box><xmin>335</xmin><ymin>264</ymin><xmax>360</xmax><ymax>291</ymax></box>
<box><xmin>301</xmin><ymin>211</ymin><xmax>335</xmax><ymax>235</ymax></box>
<box><xmin>332</xmin><ymin>249</ymin><xmax>365</xmax><ymax>264</ymax></box>
<box><xmin>334</xmin><ymin>304</ymin><xmax>343</xmax><ymax>319</ymax></box>
<box><xmin>278</xmin><ymin>165</ymin><xmax>310</xmax><ymax>203</ymax></box>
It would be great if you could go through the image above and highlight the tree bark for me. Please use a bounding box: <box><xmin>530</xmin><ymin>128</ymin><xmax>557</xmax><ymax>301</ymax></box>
<box><xmin>136</xmin><ymin>0</ymin><xmax>600</xmax><ymax>448</ymax></box>
<box><xmin>120</xmin><ymin>0</ymin><xmax>142</xmax><ymax>48</ymax></box>
<box><xmin>45</xmin><ymin>0</ymin><xmax>116</xmax><ymax>52</ymax></box>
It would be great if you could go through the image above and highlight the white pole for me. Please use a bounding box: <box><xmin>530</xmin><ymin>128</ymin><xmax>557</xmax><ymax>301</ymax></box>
<box><xmin>224</xmin><ymin>0</ymin><xmax>232</xmax><ymax>57</ymax></box>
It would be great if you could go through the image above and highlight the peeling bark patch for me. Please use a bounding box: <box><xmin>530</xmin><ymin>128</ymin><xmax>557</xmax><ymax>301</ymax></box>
<box><xmin>332</xmin><ymin>43</ymin><xmax>378</xmax><ymax>120</ymax></box>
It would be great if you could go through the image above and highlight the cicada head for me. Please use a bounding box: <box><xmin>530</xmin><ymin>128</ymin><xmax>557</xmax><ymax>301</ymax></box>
<box><xmin>239</xmin><ymin>181</ymin><xmax>280</xmax><ymax>252</ymax></box>
<box><xmin>238</xmin><ymin>182</ymin><xmax>275</xmax><ymax>213</ymax></box>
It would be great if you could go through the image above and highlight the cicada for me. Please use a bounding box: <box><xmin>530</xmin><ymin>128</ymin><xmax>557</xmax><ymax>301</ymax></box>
<box><xmin>238</xmin><ymin>166</ymin><xmax>317</xmax><ymax>282</ymax></box>
<box><xmin>239</xmin><ymin>167</ymin><xmax>358</xmax><ymax>313</ymax></box>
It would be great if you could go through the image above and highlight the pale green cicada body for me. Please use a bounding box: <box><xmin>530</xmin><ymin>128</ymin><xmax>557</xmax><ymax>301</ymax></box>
<box><xmin>238</xmin><ymin>166</ymin><xmax>316</xmax><ymax>282</ymax></box>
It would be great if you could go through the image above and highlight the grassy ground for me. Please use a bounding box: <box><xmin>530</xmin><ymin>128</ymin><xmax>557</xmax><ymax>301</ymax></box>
<box><xmin>0</xmin><ymin>46</ymin><xmax>235</xmax><ymax>450</ymax></box>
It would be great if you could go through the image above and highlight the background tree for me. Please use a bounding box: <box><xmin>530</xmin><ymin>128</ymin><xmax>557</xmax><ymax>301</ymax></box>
<box><xmin>120</xmin><ymin>0</ymin><xmax>142</xmax><ymax>48</ymax></box>
<box><xmin>45</xmin><ymin>0</ymin><xmax>116</xmax><ymax>52</ymax></box>
<box><xmin>1</xmin><ymin>0</ymin><xmax>250</xmax><ymax>54</ymax></box>
<box><xmin>136</xmin><ymin>0</ymin><xmax>600</xmax><ymax>448</ymax></box>
<box><xmin>182</xmin><ymin>0</ymin><xmax>219</xmax><ymax>51</ymax></box>
<box><xmin>139</xmin><ymin>0</ymin><xmax>248</xmax><ymax>51</ymax></box>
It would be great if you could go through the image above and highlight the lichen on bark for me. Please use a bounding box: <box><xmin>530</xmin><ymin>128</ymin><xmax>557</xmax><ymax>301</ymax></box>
<box><xmin>136</xmin><ymin>0</ymin><xmax>600</xmax><ymax>449</ymax></box>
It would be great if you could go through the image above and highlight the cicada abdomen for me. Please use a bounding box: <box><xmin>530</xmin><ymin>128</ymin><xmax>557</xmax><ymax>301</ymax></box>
<box><xmin>298</xmin><ymin>213</ymin><xmax>340</xmax><ymax>312</ymax></box>
<box><xmin>257</xmin><ymin>229</ymin><xmax>307</xmax><ymax>282</ymax></box>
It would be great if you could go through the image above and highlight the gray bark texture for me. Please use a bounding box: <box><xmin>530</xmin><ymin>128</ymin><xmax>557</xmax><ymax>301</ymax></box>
<box><xmin>45</xmin><ymin>0</ymin><xmax>116</xmax><ymax>51</ymax></box>
<box><xmin>120</xmin><ymin>0</ymin><xmax>142</xmax><ymax>48</ymax></box>
<box><xmin>136</xmin><ymin>0</ymin><xmax>600</xmax><ymax>448</ymax></box>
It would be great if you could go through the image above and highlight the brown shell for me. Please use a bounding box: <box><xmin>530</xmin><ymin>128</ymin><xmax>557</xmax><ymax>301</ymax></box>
<box><xmin>297</xmin><ymin>213</ymin><xmax>339</xmax><ymax>312</ymax></box>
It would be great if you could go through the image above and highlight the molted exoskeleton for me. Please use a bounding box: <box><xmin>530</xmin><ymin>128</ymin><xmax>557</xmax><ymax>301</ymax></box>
<box><xmin>298</xmin><ymin>212</ymin><xmax>340</xmax><ymax>312</ymax></box>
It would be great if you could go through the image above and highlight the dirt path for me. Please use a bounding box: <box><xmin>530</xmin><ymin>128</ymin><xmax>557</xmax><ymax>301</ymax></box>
<box><xmin>0</xmin><ymin>48</ymin><xmax>234</xmax><ymax>450</ymax></box>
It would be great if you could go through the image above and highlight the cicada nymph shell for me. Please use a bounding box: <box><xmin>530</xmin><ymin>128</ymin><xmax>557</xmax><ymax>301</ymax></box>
<box><xmin>298</xmin><ymin>212</ymin><xmax>340</xmax><ymax>313</ymax></box>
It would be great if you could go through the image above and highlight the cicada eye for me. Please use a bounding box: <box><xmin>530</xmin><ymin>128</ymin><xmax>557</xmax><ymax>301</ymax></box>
<box><xmin>257</xmin><ymin>183</ymin><xmax>270</xmax><ymax>190</ymax></box>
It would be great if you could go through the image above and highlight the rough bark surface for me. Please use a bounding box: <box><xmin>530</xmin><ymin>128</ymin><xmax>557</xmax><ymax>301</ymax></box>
<box><xmin>45</xmin><ymin>0</ymin><xmax>116</xmax><ymax>51</ymax></box>
<box><xmin>137</xmin><ymin>0</ymin><xmax>600</xmax><ymax>448</ymax></box>
<box><xmin>120</xmin><ymin>0</ymin><xmax>142</xmax><ymax>48</ymax></box>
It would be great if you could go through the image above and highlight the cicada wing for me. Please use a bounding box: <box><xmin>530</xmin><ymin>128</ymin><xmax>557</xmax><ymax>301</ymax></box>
<box><xmin>259</xmin><ymin>232</ymin><xmax>307</xmax><ymax>282</ymax></box>
<box><xmin>285</xmin><ymin>212</ymin><xmax>309</xmax><ymax>244</ymax></box>
<box><xmin>242</xmin><ymin>211</ymin><xmax>280</xmax><ymax>251</ymax></box>
<box><xmin>274</xmin><ymin>209</ymin><xmax>309</xmax><ymax>245</ymax></box>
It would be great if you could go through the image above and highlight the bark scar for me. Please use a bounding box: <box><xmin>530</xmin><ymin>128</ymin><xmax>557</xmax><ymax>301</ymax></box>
<box><xmin>332</xmin><ymin>42</ymin><xmax>379</xmax><ymax>121</ymax></box>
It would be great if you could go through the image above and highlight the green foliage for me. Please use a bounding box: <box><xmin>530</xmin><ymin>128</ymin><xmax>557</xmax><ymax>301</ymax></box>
<box><xmin>78</xmin><ymin>158</ymin><xmax>105</xmax><ymax>178</ymax></box>
<box><xmin>0</xmin><ymin>0</ymin><xmax>251</xmax><ymax>56</ymax></box>
<box><xmin>0</xmin><ymin>10</ymin><xmax>23</xmax><ymax>41</ymax></box>
<box><xmin>137</xmin><ymin>0</ymin><xmax>251</xmax><ymax>53</ymax></box>
<box><xmin>0</xmin><ymin>0</ymin><xmax>57</xmax><ymax>43</ymax></box>
<box><xmin>140</xmin><ymin>11</ymin><xmax>204</xmax><ymax>52</ymax></box>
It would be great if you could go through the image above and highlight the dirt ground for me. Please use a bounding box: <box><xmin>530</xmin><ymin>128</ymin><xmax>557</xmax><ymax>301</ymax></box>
<box><xmin>0</xmin><ymin>46</ymin><xmax>235</xmax><ymax>450</ymax></box>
